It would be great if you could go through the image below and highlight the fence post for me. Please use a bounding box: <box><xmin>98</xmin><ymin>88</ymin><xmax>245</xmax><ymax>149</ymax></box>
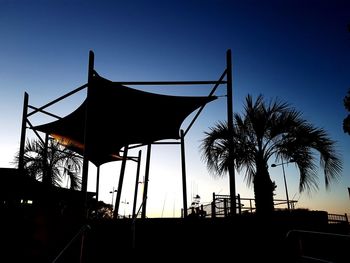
<box><xmin>200</xmin><ymin>204</ymin><xmax>204</xmax><ymax>218</ymax></box>
<box><xmin>212</xmin><ymin>192</ymin><xmax>216</xmax><ymax>218</ymax></box>
<box><xmin>237</xmin><ymin>194</ymin><xmax>241</xmax><ymax>215</ymax></box>
<box><xmin>224</xmin><ymin>198</ymin><xmax>227</xmax><ymax>217</ymax></box>
<box><xmin>211</xmin><ymin>202</ymin><xmax>216</xmax><ymax>218</ymax></box>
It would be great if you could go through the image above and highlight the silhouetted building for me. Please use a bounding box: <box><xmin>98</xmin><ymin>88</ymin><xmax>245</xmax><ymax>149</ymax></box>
<box><xmin>0</xmin><ymin>167</ymin><xmax>95</xmax><ymax>212</ymax></box>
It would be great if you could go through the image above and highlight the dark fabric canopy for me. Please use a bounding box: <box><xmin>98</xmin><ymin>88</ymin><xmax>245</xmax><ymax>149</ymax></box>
<box><xmin>33</xmin><ymin>74</ymin><xmax>217</xmax><ymax>166</ymax></box>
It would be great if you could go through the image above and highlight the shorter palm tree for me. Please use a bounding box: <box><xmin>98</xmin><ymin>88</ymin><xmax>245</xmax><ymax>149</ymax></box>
<box><xmin>201</xmin><ymin>94</ymin><xmax>342</xmax><ymax>215</ymax></box>
<box><xmin>14</xmin><ymin>138</ymin><xmax>82</xmax><ymax>190</ymax></box>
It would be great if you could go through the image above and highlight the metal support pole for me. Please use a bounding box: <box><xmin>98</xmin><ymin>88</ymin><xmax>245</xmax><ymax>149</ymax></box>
<box><xmin>110</xmin><ymin>187</ymin><xmax>116</xmax><ymax>206</ymax></box>
<box><xmin>114</xmin><ymin>145</ymin><xmax>129</xmax><ymax>218</ymax></box>
<box><xmin>212</xmin><ymin>192</ymin><xmax>216</xmax><ymax>218</ymax></box>
<box><xmin>80</xmin><ymin>50</ymin><xmax>95</xmax><ymax>221</ymax></box>
<box><xmin>18</xmin><ymin>92</ymin><xmax>29</xmax><ymax>174</ymax></box>
<box><xmin>226</xmin><ymin>49</ymin><xmax>236</xmax><ymax>215</ymax></box>
<box><xmin>132</xmin><ymin>150</ymin><xmax>142</xmax><ymax>219</ymax></box>
<box><xmin>141</xmin><ymin>144</ymin><xmax>151</xmax><ymax>219</ymax></box>
<box><xmin>224</xmin><ymin>198</ymin><xmax>228</xmax><ymax>217</ymax></box>
<box><xmin>81</xmin><ymin>51</ymin><xmax>94</xmax><ymax>195</ymax></box>
<box><xmin>180</xmin><ymin>129</ymin><xmax>188</xmax><ymax>218</ymax></box>
<box><xmin>42</xmin><ymin>133</ymin><xmax>49</xmax><ymax>186</ymax></box>
<box><xmin>237</xmin><ymin>194</ymin><xmax>241</xmax><ymax>215</ymax></box>
<box><xmin>96</xmin><ymin>166</ymin><xmax>100</xmax><ymax>202</ymax></box>
<box><xmin>281</xmin><ymin>160</ymin><xmax>291</xmax><ymax>211</ymax></box>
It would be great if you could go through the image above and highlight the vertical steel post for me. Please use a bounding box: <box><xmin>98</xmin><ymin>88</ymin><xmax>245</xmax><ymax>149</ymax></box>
<box><xmin>96</xmin><ymin>166</ymin><xmax>100</xmax><ymax>202</ymax></box>
<box><xmin>224</xmin><ymin>198</ymin><xmax>228</xmax><ymax>217</ymax></box>
<box><xmin>226</xmin><ymin>49</ymin><xmax>236</xmax><ymax>215</ymax></box>
<box><xmin>281</xmin><ymin>160</ymin><xmax>291</xmax><ymax>211</ymax></box>
<box><xmin>81</xmin><ymin>51</ymin><xmax>94</xmax><ymax>195</ymax></box>
<box><xmin>42</xmin><ymin>133</ymin><xmax>49</xmax><ymax>185</ymax></box>
<box><xmin>180</xmin><ymin>129</ymin><xmax>188</xmax><ymax>217</ymax></box>
<box><xmin>212</xmin><ymin>192</ymin><xmax>216</xmax><ymax>218</ymax></box>
<box><xmin>114</xmin><ymin>145</ymin><xmax>129</xmax><ymax>218</ymax></box>
<box><xmin>141</xmin><ymin>144</ymin><xmax>151</xmax><ymax>219</ymax></box>
<box><xmin>18</xmin><ymin>92</ymin><xmax>29</xmax><ymax>174</ymax></box>
<box><xmin>132</xmin><ymin>150</ymin><xmax>142</xmax><ymax>219</ymax></box>
<box><xmin>237</xmin><ymin>194</ymin><xmax>241</xmax><ymax>215</ymax></box>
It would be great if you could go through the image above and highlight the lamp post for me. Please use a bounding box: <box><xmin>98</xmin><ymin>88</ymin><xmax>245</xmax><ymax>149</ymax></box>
<box><xmin>271</xmin><ymin>159</ymin><xmax>294</xmax><ymax>211</ymax></box>
<box><xmin>121</xmin><ymin>199</ymin><xmax>129</xmax><ymax>217</ymax></box>
<box><xmin>109</xmin><ymin>187</ymin><xmax>117</xmax><ymax>207</ymax></box>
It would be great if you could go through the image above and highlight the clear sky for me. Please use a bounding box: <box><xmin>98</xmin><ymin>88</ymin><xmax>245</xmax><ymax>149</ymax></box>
<box><xmin>0</xmin><ymin>0</ymin><xmax>349</xmax><ymax>218</ymax></box>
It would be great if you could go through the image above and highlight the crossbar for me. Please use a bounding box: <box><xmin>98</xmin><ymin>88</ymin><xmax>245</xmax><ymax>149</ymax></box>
<box><xmin>27</xmin><ymin>83</ymin><xmax>87</xmax><ymax>117</ymax></box>
<box><xmin>113</xmin><ymin>80</ymin><xmax>227</xmax><ymax>85</ymax></box>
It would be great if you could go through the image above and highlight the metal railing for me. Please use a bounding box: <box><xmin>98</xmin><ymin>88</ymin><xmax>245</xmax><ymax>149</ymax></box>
<box><xmin>52</xmin><ymin>224</ymin><xmax>91</xmax><ymax>263</ymax></box>
<box><xmin>286</xmin><ymin>229</ymin><xmax>350</xmax><ymax>263</ymax></box>
<box><xmin>186</xmin><ymin>193</ymin><xmax>300</xmax><ymax>218</ymax></box>
<box><xmin>328</xmin><ymin>213</ymin><xmax>348</xmax><ymax>225</ymax></box>
<box><xmin>191</xmin><ymin>193</ymin><xmax>298</xmax><ymax>218</ymax></box>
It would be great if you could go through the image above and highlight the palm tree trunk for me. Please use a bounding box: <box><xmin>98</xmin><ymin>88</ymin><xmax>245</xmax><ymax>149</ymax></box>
<box><xmin>254</xmin><ymin>162</ymin><xmax>274</xmax><ymax>215</ymax></box>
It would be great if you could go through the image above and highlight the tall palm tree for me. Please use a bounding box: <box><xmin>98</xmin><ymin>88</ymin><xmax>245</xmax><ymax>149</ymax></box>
<box><xmin>14</xmin><ymin>138</ymin><xmax>82</xmax><ymax>190</ymax></box>
<box><xmin>201</xmin><ymin>94</ymin><xmax>342</xmax><ymax>215</ymax></box>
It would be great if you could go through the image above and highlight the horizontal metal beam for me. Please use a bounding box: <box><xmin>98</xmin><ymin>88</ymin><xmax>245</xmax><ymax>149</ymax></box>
<box><xmin>184</xmin><ymin>69</ymin><xmax>227</xmax><ymax>137</ymax></box>
<box><xmin>113</xmin><ymin>80</ymin><xmax>227</xmax><ymax>86</ymax></box>
<box><xmin>27</xmin><ymin>83</ymin><xmax>87</xmax><ymax>117</ymax></box>
<box><xmin>28</xmin><ymin>105</ymin><xmax>62</xmax><ymax>120</ymax></box>
<box><xmin>152</xmin><ymin>141</ymin><xmax>180</xmax><ymax>145</ymax></box>
<box><xmin>128</xmin><ymin>141</ymin><xmax>181</xmax><ymax>150</ymax></box>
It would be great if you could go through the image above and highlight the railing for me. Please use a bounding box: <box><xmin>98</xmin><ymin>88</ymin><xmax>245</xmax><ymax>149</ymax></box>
<box><xmin>186</xmin><ymin>194</ymin><xmax>243</xmax><ymax>218</ymax></box>
<box><xmin>52</xmin><ymin>224</ymin><xmax>91</xmax><ymax>263</ymax></box>
<box><xmin>207</xmin><ymin>193</ymin><xmax>298</xmax><ymax>217</ymax></box>
<box><xmin>286</xmin><ymin>229</ymin><xmax>350</xmax><ymax>262</ymax></box>
<box><xmin>328</xmin><ymin>213</ymin><xmax>348</xmax><ymax>225</ymax></box>
<box><xmin>189</xmin><ymin>195</ymin><xmax>347</xmax><ymax>226</ymax></box>
<box><xmin>211</xmin><ymin>194</ymin><xmax>233</xmax><ymax>217</ymax></box>
<box><xmin>187</xmin><ymin>203</ymin><xmax>211</xmax><ymax>218</ymax></box>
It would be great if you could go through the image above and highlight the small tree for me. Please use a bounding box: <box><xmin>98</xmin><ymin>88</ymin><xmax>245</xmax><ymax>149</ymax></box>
<box><xmin>89</xmin><ymin>201</ymin><xmax>114</xmax><ymax>219</ymax></box>
<box><xmin>14</xmin><ymin>138</ymin><xmax>82</xmax><ymax>190</ymax></box>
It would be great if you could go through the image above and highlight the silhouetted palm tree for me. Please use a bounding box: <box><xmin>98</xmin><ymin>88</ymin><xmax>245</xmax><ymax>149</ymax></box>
<box><xmin>201</xmin><ymin>94</ymin><xmax>342</xmax><ymax>215</ymax></box>
<box><xmin>14</xmin><ymin>138</ymin><xmax>82</xmax><ymax>190</ymax></box>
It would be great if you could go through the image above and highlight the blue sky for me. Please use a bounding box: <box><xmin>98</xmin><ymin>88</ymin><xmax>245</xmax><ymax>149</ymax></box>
<box><xmin>0</xmin><ymin>0</ymin><xmax>349</xmax><ymax>217</ymax></box>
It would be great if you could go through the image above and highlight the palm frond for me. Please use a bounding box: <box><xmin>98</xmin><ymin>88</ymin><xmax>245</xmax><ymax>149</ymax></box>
<box><xmin>200</xmin><ymin>94</ymin><xmax>343</xmax><ymax>197</ymax></box>
<box><xmin>14</xmin><ymin>137</ymin><xmax>83</xmax><ymax>189</ymax></box>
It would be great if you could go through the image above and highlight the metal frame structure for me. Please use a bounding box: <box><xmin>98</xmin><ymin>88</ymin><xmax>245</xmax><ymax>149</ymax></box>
<box><xmin>18</xmin><ymin>49</ymin><xmax>235</xmax><ymax>218</ymax></box>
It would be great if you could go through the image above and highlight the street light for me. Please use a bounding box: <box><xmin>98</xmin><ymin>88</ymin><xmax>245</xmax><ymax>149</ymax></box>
<box><xmin>121</xmin><ymin>199</ymin><xmax>129</xmax><ymax>217</ymax></box>
<box><xmin>271</xmin><ymin>159</ymin><xmax>294</xmax><ymax>211</ymax></box>
<box><xmin>109</xmin><ymin>187</ymin><xmax>117</xmax><ymax>207</ymax></box>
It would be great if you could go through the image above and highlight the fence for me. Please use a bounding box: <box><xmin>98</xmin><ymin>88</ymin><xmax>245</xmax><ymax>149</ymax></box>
<box><xmin>186</xmin><ymin>194</ymin><xmax>350</xmax><ymax>223</ymax></box>
<box><xmin>328</xmin><ymin>213</ymin><xmax>348</xmax><ymax>225</ymax></box>
<box><xmin>186</xmin><ymin>192</ymin><xmax>298</xmax><ymax>218</ymax></box>
<box><xmin>210</xmin><ymin>193</ymin><xmax>298</xmax><ymax>217</ymax></box>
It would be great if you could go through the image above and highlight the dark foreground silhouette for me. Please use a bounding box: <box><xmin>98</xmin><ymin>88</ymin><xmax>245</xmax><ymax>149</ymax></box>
<box><xmin>1</xmin><ymin>206</ymin><xmax>349</xmax><ymax>262</ymax></box>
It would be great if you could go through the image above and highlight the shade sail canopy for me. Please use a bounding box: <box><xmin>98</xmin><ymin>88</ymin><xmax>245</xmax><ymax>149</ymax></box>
<box><xmin>33</xmin><ymin>74</ymin><xmax>217</xmax><ymax>166</ymax></box>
